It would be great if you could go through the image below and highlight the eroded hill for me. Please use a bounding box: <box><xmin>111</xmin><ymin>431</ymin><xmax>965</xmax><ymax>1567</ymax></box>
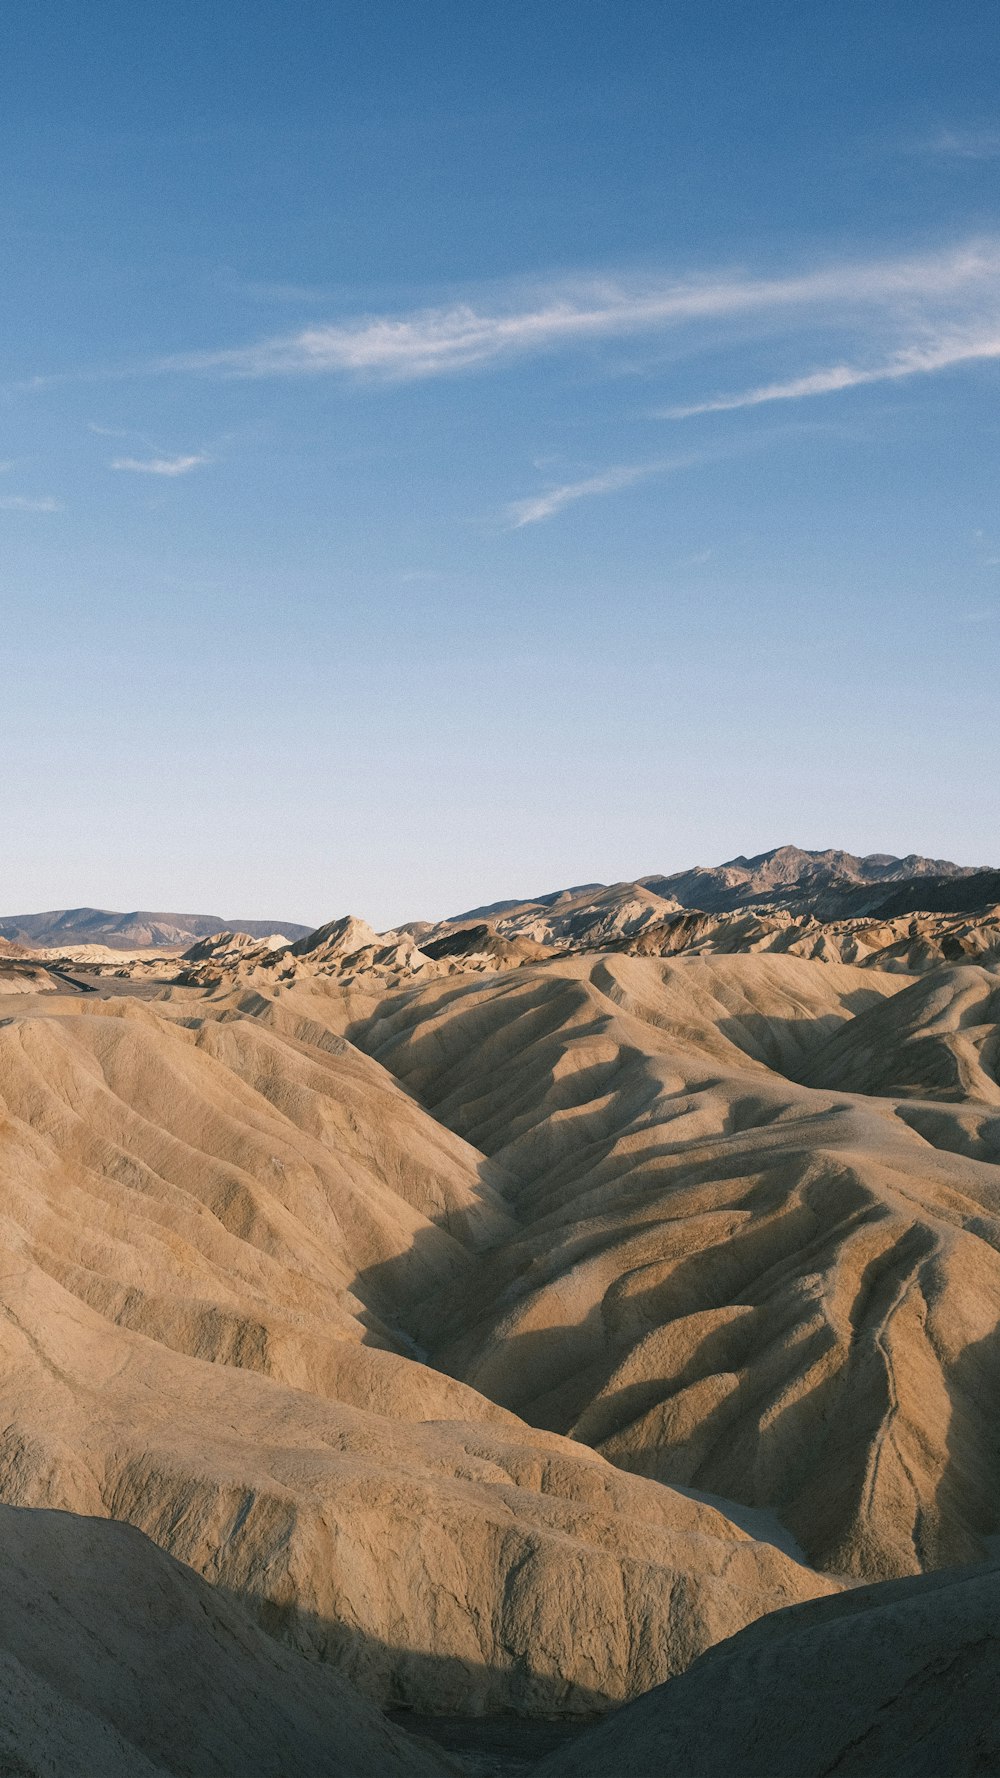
<box><xmin>0</xmin><ymin>911</ymin><xmax>999</xmax><ymax>1771</ymax></box>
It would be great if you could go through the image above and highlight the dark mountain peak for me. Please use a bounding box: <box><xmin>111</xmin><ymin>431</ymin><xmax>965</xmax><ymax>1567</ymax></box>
<box><xmin>580</xmin><ymin>848</ymin><xmax>985</xmax><ymax>921</ymax></box>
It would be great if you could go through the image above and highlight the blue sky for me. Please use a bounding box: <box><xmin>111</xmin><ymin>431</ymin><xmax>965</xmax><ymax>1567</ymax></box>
<box><xmin>1</xmin><ymin>1</ymin><xmax>998</xmax><ymax>926</ymax></box>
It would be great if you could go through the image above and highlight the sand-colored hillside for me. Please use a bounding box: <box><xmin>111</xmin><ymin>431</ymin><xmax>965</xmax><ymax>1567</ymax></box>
<box><xmin>536</xmin><ymin>1559</ymin><xmax>1000</xmax><ymax>1778</ymax></box>
<box><xmin>797</xmin><ymin>964</ymin><xmax>1000</xmax><ymax>1106</ymax></box>
<box><xmin>0</xmin><ymin>987</ymin><xmax>830</xmax><ymax>1717</ymax></box>
<box><xmin>0</xmin><ymin>961</ymin><xmax>58</xmax><ymax>993</ymax></box>
<box><xmin>345</xmin><ymin>951</ymin><xmax>1000</xmax><ymax>1580</ymax></box>
<box><xmin>134</xmin><ymin>899</ymin><xmax>1000</xmax><ymax>1000</ymax></box>
<box><xmin>2</xmin><ymin>936</ymin><xmax>999</xmax><ymax>1750</ymax></box>
<box><xmin>614</xmin><ymin>902</ymin><xmax>1000</xmax><ymax>972</ymax></box>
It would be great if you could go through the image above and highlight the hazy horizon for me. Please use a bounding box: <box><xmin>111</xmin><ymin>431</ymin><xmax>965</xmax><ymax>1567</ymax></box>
<box><xmin>0</xmin><ymin>838</ymin><xmax>994</xmax><ymax>933</ymax></box>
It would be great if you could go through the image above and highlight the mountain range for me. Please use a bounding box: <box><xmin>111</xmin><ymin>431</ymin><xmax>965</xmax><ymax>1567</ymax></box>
<box><xmin>456</xmin><ymin>846</ymin><xmax>987</xmax><ymax>927</ymax></box>
<box><xmin>0</xmin><ymin>907</ymin><xmax>313</xmax><ymax>951</ymax></box>
<box><xmin>4</xmin><ymin>849</ymin><xmax>993</xmax><ymax>955</ymax></box>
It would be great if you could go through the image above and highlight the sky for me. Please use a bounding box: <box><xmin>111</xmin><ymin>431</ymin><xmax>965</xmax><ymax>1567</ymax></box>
<box><xmin>1</xmin><ymin>0</ymin><xmax>998</xmax><ymax>927</ymax></box>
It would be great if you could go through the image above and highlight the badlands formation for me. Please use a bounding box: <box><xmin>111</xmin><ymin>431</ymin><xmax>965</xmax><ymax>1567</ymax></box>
<box><xmin>0</xmin><ymin>846</ymin><xmax>999</xmax><ymax>1774</ymax></box>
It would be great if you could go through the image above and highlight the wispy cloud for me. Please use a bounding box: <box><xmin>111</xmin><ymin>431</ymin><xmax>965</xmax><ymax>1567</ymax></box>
<box><xmin>662</xmin><ymin>328</ymin><xmax>1000</xmax><ymax>418</ymax></box>
<box><xmin>922</xmin><ymin>128</ymin><xmax>1000</xmax><ymax>160</ymax></box>
<box><xmin>110</xmin><ymin>452</ymin><xmax>210</xmax><ymax>476</ymax></box>
<box><xmin>153</xmin><ymin>241</ymin><xmax>1000</xmax><ymax>383</ymax></box>
<box><xmin>0</xmin><ymin>494</ymin><xmax>61</xmax><ymax>512</ymax></box>
<box><xmin>508</xmin><ymin>457</ymin><xmax>688</xmax><ymax>527</ymax></box>
<box><xmin>17</xmin><ymin>239</ymin><xmax>1000</xmax><ymax>440</ymax></box>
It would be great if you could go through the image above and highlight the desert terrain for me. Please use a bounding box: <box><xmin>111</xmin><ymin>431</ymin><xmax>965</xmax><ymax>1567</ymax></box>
<box><xmin>0</xmin><ymin>846</ymin><xmax>999</xmax><ymax>1774</ymax></box>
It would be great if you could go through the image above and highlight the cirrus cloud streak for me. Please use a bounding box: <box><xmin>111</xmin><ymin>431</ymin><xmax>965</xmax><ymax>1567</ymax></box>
<box><xmin>506</xmin><ymin>448</ymin><xmax>725</xmax><ymax>527</ymax></box>
<box><xmin>111</xmin><ymin>452</ymin><xmax>210</xmax><ymax>476</ymax></box>
<box><xmin>662</xmin><ymin>329</ymin><xmax>1000</xmax><ymax>418</ymax></box>
<box><xmin>158</xmin><ymin>240</ymin><xmax>1000</xmax><ymax>384</ymax></box>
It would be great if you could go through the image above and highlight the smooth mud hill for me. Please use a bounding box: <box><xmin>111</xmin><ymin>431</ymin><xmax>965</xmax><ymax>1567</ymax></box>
<box><xmin>0</xmin><ymin>993</ymin><xmax>515</xmax><ymax>1363</ymax></box>
<box><xmin>346</xmin><ymin>953</ymin><xmax>1000</xmax><ymax>1581</ymax></box>
<box><xmin>798</xmin><ymin>965</ymin><xmax>1000</xmax><ymax>1106</ymax></box>
<box><xmin>0</xmin><ymin>987</ymin><xmax>830</xmax><ymax>1718</ymax></box>
<box><xmin>0</xmin><ymin>1503</ymin><xmax>449</xmax><ymax>1778</ymax></box>
<box><xmin>536</xmin><ymin>1559</ymin><xmax>1000</xmax><ymax>1778</ymax></box>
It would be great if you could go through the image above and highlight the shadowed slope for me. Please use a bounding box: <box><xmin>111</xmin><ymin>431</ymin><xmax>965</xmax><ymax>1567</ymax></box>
<box><xmin>536</xmin><ymin>1559</ymin><xmax>1000</xmax><ymax>1778</ymax></box>
<box><xmin>798</xmin><ymin>965</ymin><xmax>1000</xmax><ymax>1106</ymax></box>
<box><xmin>347</xmin><ymin>953</ymin><xmax>1000</xmax><ymax>1581</ymax></box>
<box><xmin>0</xmin><ymin>1503</ymin><xmax>450</xmax><ymax>1778</ymax></box>
<box><xmin>0</xmin><ymin>992</ymin><xmax>513</xmax><ymax>1392</ymax></box>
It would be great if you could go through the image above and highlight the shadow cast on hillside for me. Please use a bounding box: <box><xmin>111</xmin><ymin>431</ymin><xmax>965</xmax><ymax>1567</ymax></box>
<box><xmin>715</xmin><ymin>1012</ymin><xmax>850</xmax><ymax>1082</ymax></box>
<box><xmin>215</xmin><ymin>1584</ymin><xmax>614</xmax><ymax>1725</ymax></box>
<box><xmin>935</xmin><ymin>1312</ymin><xmax>1000</xmax><ymax>1570</ymax></box>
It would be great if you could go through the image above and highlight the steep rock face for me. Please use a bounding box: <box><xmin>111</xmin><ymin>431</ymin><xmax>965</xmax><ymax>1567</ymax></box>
<box><xmin>536</xmin><ymin>1560</ymin><xmax>1000</xmax><ymax>1778</ymax></box>
<box><xmin>290</xmin><ymin>913</ymin><xmax>385</xmax><ymax>959</ymax></box>
<box><xmin>0</xmin><ymin>1503</ymin><xmax>450</xmax><ymax>1778</ymax></box>
<box><xmin>421</xmin><ymin>922</ymin><xmax>552</xmax><ymax>971</ymax></box>
<box><xmin>180</xmin><ymin>929</ymin><xmax>294</xmax><ymax>965</ymax></box>
<box><xmin>348</xmin><ymin>953</ymin><xmax>1000</xmax><ymax>1581</ymax></box>
<box><xmin>0</xmin><ymin>988</ymin><xmax>830</xmax><ymax>1716</ymax></box>
<box><xmin>493</xmin><ymin>883</ymin><xmax>684</xmax><ymax>947</ymax></box>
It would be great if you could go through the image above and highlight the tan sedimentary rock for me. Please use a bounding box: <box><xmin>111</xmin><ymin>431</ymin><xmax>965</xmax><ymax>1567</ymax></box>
<box><xmin>4</xmin><ymin>932</ymin><xmax>1000</xmax><ymax>1739</ymax></box>
<box><xmin>0</xmin><ymin>962</ymin><xmax>58</xmax><ymax>993</ymax></box>
<box><xmin>615</xmin><ymin>903</ymin><xmax>1000</xmax><ymax>972</ymax></box>
<box><xmin>347</xmin><ymin>951</ymin><xmax>1000</xmax><ymax>1581</ymax></box>
<box><xmin>0</xmin><ymin>987</ymin><xmax>830</xmax><ymax>1716</ymax></box>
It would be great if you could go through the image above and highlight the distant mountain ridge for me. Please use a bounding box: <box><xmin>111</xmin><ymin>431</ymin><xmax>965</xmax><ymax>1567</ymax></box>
<box><xmin>871</xmin><ymin>868</ymin><xmax>1000</xmax><ymax>918</ymax></box>
<box><xmin>451</xmin><ymin>847</ymin><xmax>989</xmax><ymax>932</ymax></box>
<box><xmin>5</xmin><ymin>849</ymin><xmax>995</xmax><ymax>957</ymax></box>
<box><xmin>640</xmin><ymin>846</ymin><xmax>981</xmax><ymax>917</ymax></box>
<box><xmin>0</xmin><ymin>907</ymin><xmax>313</xmax><ymax>951</ymax></box>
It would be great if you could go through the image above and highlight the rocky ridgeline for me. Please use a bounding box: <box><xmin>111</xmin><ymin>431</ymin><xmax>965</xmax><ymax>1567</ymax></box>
<box><xmin>8</xmin><ymin>851</ymin><xmax>1000</xmax><ymax>994</ymax></box>
<box><xmin>145</xmin><ymin>895</ymin><xmax>1000</xmax><ymax>994</ymax></box>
